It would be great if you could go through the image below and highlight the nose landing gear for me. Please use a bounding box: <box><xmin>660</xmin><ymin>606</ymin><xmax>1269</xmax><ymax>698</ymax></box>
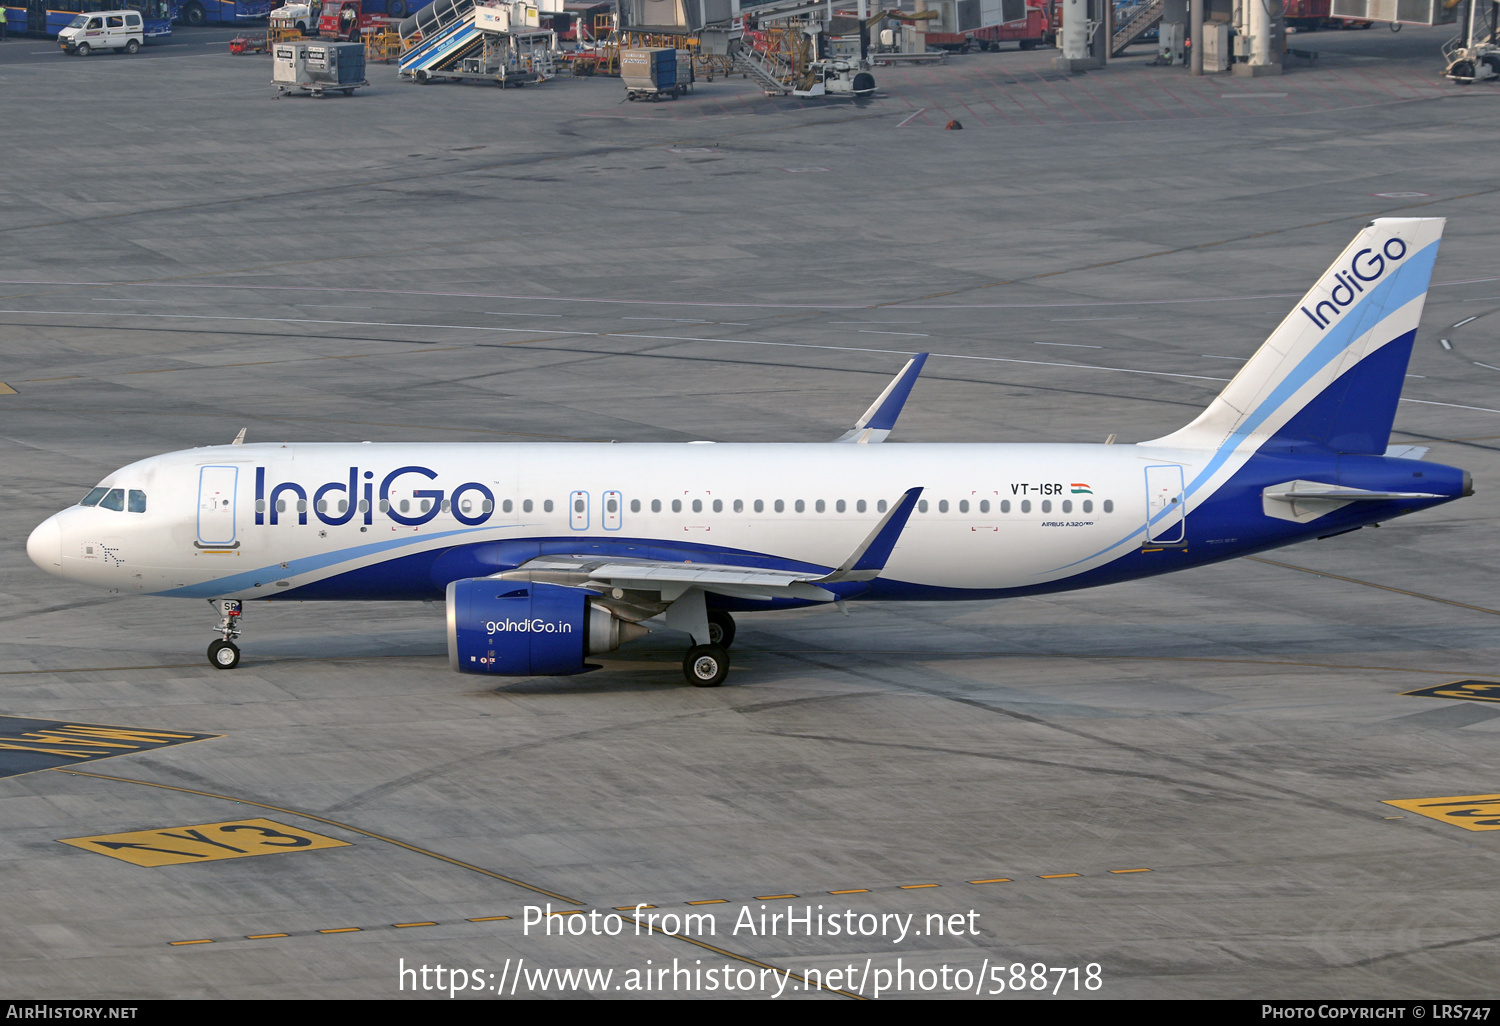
<box><xmin>207</xmin><ymin>599</ymin><xmax>242</xmax><ymax>669</ymax></box>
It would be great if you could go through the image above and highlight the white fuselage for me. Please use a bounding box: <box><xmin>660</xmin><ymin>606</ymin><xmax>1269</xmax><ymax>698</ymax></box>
<box><xmin>28</xmin><ymin>441</ymin><xmax>1199</xmax><ymax>600</ymax></box>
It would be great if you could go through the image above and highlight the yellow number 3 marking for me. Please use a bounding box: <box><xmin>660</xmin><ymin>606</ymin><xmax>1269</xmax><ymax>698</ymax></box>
<box><xmin>60</xmin><ymin>818</ymin><xmax>348</xmax><ymax>867</ymax></box>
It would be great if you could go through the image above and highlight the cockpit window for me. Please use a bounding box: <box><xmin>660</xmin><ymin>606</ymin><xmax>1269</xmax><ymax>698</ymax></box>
<box><xmin>99</xmin><ymin>488</ymin><xmax>125</xmax><ymax>511</ymax></box>
<box><xmin>79</xmin><ymin>487</ymin><xmax>108</xmax><ymax>507</ymax></box>
<box><xmin>128</xmin><ymin>489</ymin><xmax>147</xmax><ymax>513</ymax></box>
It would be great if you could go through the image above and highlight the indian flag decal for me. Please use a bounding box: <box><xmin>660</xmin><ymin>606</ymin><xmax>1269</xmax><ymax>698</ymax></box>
<box><xmin>1070</xmin><ymin>483</ymin><xmax>1092</xmax><ymax>494</ymax></box>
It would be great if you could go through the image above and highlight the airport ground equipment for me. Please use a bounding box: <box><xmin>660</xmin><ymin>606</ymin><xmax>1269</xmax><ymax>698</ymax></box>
<box><xmin>229</xmin><ymin>30</ymin><xmax>269</xmax><ymax>48</ymax></box>
<box><xmin>269</xmin><ymin>1</ymin><xmax>317</xmax><ymax>31</ymax></box>
<box><xmin>317</xmin><ymin>0</ymin><xmax>402</xmax><ymax>36</ymax></box>
<box><xmin>621</xmin><ymin>45</ymin><xmax>689</xmax><ymax>97</ymax></box>
<box><xmin>734</xmin><ymin>0</ymin><xmax>877</xmax><ymax>96</ymax></box>
<box><xmin>273</xmin><ymin>39</ymin><xmax>369</xmax><ymax>93</ymax></box>
<box><xmin>1441</xmin><ymin>0</ymin><xmax>1500</xmax><ymax>80</ymax></box>
<box><xmin>363</xmin><ymin>24</ymin><xmax>400</xmax><ymax>57</ymax></box>
<box><xmin>398</xmin><ymin>0</ymin><xmax>560</xmax><ymax>84</ymax></box>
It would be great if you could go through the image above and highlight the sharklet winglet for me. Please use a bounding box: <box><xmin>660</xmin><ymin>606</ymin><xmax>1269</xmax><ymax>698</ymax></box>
<box><xmin>834</xmin><ymin>353</ymin><xmax>928</xmax><ymax>444</ymax></box>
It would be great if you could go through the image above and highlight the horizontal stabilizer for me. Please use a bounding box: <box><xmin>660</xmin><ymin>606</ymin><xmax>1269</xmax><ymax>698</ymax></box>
<box><xmin>1261</xmin><ymin>479</ymin><xmax>1444</xmax><ymax>523</ymax></box>
<box><xmin>835</xmin><ymin>353</ymin><xmax>928</xmax><ymax>443</ymax></box>
<box><xmin>1263</xmin><ymin>486</ymin><xmax>1444</xmax><ymax>502</ymax></box>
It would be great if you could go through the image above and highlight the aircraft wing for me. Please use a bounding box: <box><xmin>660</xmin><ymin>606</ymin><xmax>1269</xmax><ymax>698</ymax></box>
<box><xmin>501</xmin><ymin>488</ymin><xmax>925</xmax><ymax>602</ymax></box>
<box><xmin>509</xmin><ymin>556</ymin><xmax>836</xmax><ymax>600</ymax></box>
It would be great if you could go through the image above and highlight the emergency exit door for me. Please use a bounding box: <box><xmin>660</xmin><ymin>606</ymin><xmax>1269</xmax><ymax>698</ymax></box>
<box><xmin>197</xmin><ymin>466</ymin><xmax>239</xmax><ymax>547</ymax></box>
<box><xmin>1144</xmin><ymin>465</ymin><xmax>1186</xmax><ymax>545</ymax></box>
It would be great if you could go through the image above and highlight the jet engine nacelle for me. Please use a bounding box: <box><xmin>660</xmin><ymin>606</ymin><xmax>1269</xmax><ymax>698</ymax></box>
<box><xmin>446</xmin><ymin>579</ymin><xmax>647</xmax><ymax>675</ymax></box>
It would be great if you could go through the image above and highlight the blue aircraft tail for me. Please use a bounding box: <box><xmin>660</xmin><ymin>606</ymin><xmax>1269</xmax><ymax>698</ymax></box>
<box><xmin>1142</xmin><ymin>217</ymin><xmax>1443</xmax><ymax>462</ymax></box>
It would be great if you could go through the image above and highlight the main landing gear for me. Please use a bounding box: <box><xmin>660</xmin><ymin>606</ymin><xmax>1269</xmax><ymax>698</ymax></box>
<box><xmin>682</xmin><ymin>610</ymin><xmax>735</xmax><ymax>687</ymax></box>
<box><xmin>207</xmin><ymin>599</ymin><xmax>242</xmax><ymax>670</ymax></box>
<box><xmin>707</xmin><ymin>609</ymin><xmax>736</xmax><ymax>649</ymax></box>
<box><xmin>683</xmin><ymin>644</ymin><xmax>730</xmax><ymax>687</ymax></box>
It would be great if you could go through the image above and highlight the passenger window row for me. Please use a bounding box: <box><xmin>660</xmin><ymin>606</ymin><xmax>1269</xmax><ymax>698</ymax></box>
<box><xmin>619</xmin><ymin>497</ymin><xmax>1116</xmax><ymax>515</ymax></box>
<box><xmin>252</xmin><ymin>497</ymin><xmax>554</xmax><ymax>515</ymax></box>
<box><xmin>916</xmin><ymin>498</ymin><xmax>1114</xmax><ymax>515</ymax></box>
<box><xmin>79</xmin><ymin>487</ymin><xmax>146</xmax><ymax>513</ymax></box>
<box><xmin>247</xmin><ymin>495</ymin><xmax>1117</xmax><ymax>518</ymax></box>
<box><xmin>627</xmin><ymin>498</ymin><xmax>891</xmax><ymax>514</ymax></box>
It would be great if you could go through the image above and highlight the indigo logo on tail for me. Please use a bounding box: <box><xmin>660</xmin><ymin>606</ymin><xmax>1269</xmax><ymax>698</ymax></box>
<box><xmin>1300</xmin><ymin>237</ymin><xmax>1408</xmax><ymax>331</ymax></box>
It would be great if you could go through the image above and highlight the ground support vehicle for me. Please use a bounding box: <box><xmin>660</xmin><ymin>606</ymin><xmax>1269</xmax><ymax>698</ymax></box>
<box><xmin>319</xmin><ymin>0</ymin><xmax>389</xmax><ymax>37</ymax></box>
<box><xmin>398</xmin><ymin>0</ymin><xmax>558</xmax><ymax>85</ymax></box>
<box><xmin>228</xmin><ymin>31</ymin><xmax>267</xmax><ymax>47</ymax></box>
<box><xmin>57</xmin><ymin>8</ymin><xmax>144</xmax><ymax>52</ymax></box>
<box><xmin>939</xmin><ymin>0</ymin><xmax>1050</xmax><ymax>51</ymax></box>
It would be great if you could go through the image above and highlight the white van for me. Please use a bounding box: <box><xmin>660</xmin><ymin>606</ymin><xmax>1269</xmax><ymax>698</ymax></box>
<box><xmin>58</xmin><ymin>11</ymin><xmax>145</xmax><ymax>55</ymax></box>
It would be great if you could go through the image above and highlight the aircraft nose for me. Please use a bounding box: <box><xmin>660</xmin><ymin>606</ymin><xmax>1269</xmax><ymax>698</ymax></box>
<box><xmin>27</xmin><ymin>515</ymin><xmax>62</xmax><ymax>572</ymax></box>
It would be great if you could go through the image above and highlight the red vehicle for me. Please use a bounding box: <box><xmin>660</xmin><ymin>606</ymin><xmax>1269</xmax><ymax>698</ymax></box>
<box><xmin>968</xmin><ymin>0</ymin><xmax>1056</xmax><ymax>51</ymax></box>
<box><xmin>1284</xmin><ymin>0</ymin><xmax>1372</xmax><ymax>29</ymax></box>
<box><xmin>318</xmin><ymin>0</ymin><xmax>394</xmax><ymax>38</ymax></box>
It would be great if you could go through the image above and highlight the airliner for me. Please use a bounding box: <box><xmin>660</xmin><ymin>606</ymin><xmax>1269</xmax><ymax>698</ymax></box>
<box><xmin>26</xmin><ymin>217</ymin><xmax>1470</xmax><ymax>686</ymax></box>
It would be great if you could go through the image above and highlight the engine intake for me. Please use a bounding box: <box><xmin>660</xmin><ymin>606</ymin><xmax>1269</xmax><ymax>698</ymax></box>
<box><xmin>446</xmin><ymin>579</ymin><xmax>647</xmax><ymax>675</ymax></box>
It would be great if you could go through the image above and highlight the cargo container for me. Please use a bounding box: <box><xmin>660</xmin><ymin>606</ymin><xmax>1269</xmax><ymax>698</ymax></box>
<box><xmin>273</xmin><ymin>39</ymin><xmax>369</xmax><ymax>94</ymax></box>
<box><xmin>622</xmin><ymin>45</ymin><xmax>688</xmax><ymax>99</ymax></box>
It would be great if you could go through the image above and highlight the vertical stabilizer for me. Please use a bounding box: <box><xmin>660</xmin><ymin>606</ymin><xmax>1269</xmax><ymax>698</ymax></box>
<box><xmin>1142</xmin><ymin>217</ymin><xmax>1443</xmax><ymax>457</ymax></box>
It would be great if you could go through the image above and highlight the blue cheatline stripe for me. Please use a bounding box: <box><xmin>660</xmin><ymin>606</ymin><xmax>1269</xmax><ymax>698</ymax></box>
<box><xmin>151</xmin><ymin>524</ymin><xmax>522</xmax><ymax>598</ymax></box>
<box><xmin>1041</xmin><ymin>238</ymin><xmax>1439</xmax><ymax>576</ymax></box>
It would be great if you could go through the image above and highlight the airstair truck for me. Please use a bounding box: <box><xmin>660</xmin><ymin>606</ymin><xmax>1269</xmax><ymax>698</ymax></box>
<box><xmin>398</xmin><ymin>0</ymin><xmax>558</xmax><ymax>84</ymax></box>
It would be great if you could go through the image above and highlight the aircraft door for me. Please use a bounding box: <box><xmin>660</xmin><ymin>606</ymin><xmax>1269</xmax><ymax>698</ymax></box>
<box><xmin>603</xmin><ymin>490</ymin><xmax>622</xmax><ymax>530</ymax></box>
<box><xmin>569</xmin><ymin>489</ymin><xmax>589</xmax><ymax>531</ymax></box>
<box><xmin>197</xmin><ymin>466</ymin><xmax>239</xmax><ymax>547</ymax></box>
<box><xmin>1144</xmin><ymin>465</ymin><xmax>1185</xmax><ymax>545</ymax></box>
